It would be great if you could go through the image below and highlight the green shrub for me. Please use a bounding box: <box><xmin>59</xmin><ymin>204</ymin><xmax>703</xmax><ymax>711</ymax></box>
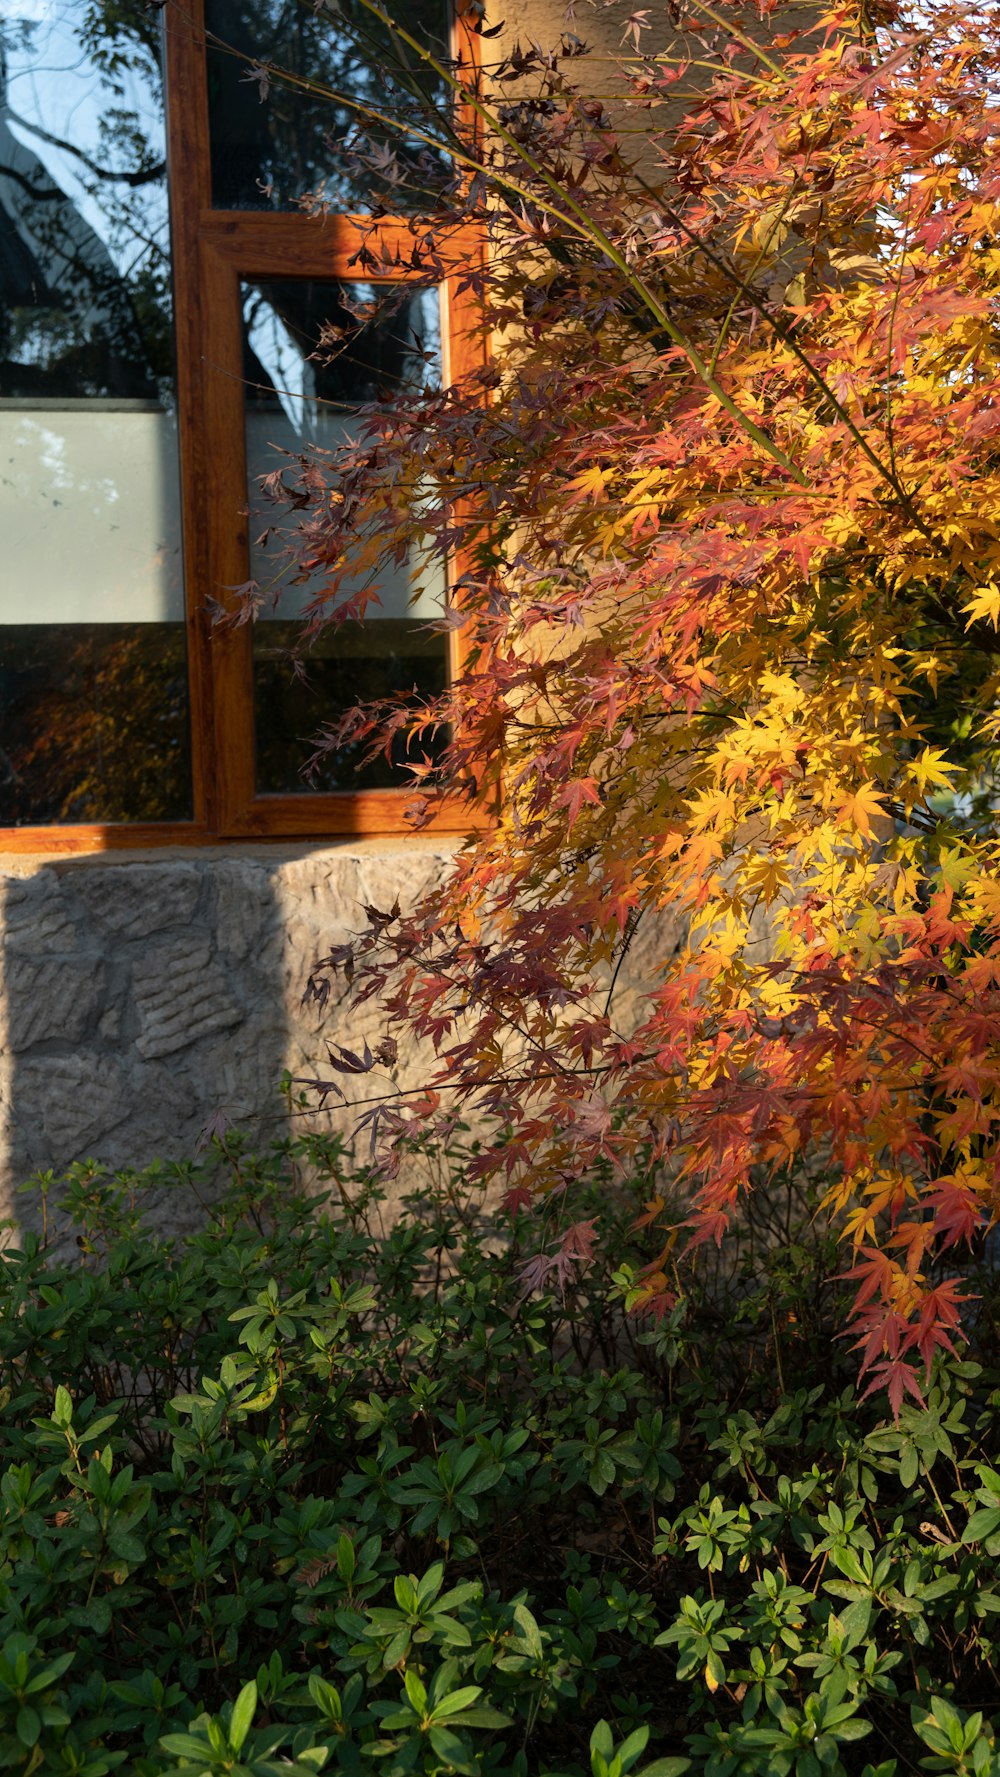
<box><xmin>1</xmin><ymin>1134</ymin><xmax>999</xmax><ymax>1774</ymax></box>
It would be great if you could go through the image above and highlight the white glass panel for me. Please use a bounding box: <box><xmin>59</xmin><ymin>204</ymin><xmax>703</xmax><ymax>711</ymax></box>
<box><xmin>2</xmin><ymin>403</ymin><xmax>183</xmax><ymax>624</ymax></box>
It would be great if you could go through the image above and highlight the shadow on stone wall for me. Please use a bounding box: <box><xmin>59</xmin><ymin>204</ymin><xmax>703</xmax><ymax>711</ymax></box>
<box><xmin>0</xmin><ymin>842</ymin><xmax>459</xmax><ymax>1240</ymax></box>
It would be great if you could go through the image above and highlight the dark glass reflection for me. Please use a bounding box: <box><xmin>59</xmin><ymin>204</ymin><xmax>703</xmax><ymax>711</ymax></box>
<box><xmin>0</xmin><ymin>6</ymin><xmax>191</xmax><ymax>824</ymax></box>
<box><xmin>0</xmin><ymin>626</ymin><xmax>190</xmax><ymax>825</ymax></box>
<box><xmin>205</xmin><ymin>0</ymin><xmax>451</xmax><ymax>211</ymax></box>
<box><xmin>0</xmin><ymin>16</ymin><xmax>171</xmax><ymax>402</ymax></box>
<box><xmin>255</xmin><ymin>621</ymin><xmax>446</xmax><ymax>794</ymax></box>
<box><xmin>243</xmin><ymin>275</ymin><xmax>443</xmax><ymax>406</ymax></box>
<box><xmin>241</xmin><ymin>276</ymin><xmax>447</xmax><ymax>793</ymax></box>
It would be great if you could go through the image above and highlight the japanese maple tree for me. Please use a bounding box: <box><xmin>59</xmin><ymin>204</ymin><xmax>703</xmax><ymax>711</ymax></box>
<box><xmin>260</xmin><ymin>0</ymin><xmax>1000</xmax><ymax>1413</ymax></box>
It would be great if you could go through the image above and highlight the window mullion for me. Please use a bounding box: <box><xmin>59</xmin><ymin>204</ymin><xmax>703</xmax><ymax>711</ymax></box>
<box><xmin>164</xmin><ymin>0</ymin><xmax>219</xmax><ymax>834</ymax></box>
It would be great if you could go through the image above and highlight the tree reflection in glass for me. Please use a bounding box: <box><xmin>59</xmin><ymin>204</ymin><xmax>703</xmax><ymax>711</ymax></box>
<box><xmin>204</xmin><ymin>0</ymin><xmax>451</xmax><ymax>213</ymax></box>
<box><xmin>0</xmin><ymin>5</ymin><xmax>190</xmax><ymax>823</ymax></box>
<box><xmin>242</xmin><ymin>277</ymin><xmax>449</xmax><ymax>794</ymax></box>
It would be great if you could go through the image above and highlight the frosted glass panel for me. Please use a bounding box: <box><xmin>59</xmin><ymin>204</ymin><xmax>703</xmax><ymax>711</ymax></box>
<box><xmin>2</xmin><ymin>404</ymin><xmax>183</xmax><ymax>624</ymax></box>
<box><xmin>0</xmin><ymin>5</ymin><xmax>190</xmax><ymax>822</ymax></box>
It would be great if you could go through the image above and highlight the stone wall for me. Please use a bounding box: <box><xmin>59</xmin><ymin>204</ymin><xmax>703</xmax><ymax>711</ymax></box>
<box><xmin>0</xmin><ymin>838</ymin><xmax>686</xmax><ymax>1239</ymax></box>
<box><xmin>0</xmin><ymin>842</ymin><xmax>459</xmax><ymax>1234</ymax></box>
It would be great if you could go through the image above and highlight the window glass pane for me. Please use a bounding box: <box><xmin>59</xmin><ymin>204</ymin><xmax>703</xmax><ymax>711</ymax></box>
<box><xmin>205</xmin><ymin>0</ymin><xmax>451</xmax><ymax>212</ymax></box>
<box><xmin>0</xmin><ymin>6</ymin><xmax>191</xmax><ymax>823</ymax></box>
<box><xmin>241</xmin><ymin>277</ymin><xmax>448</xmax><ymax>793</ymax></box>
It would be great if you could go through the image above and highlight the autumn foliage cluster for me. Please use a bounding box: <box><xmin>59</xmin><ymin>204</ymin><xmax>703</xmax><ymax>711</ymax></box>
<box><xmin>262</xmin><ymin>0</ymin><xmax>1000</xmax><ymax>1413</ymax></box>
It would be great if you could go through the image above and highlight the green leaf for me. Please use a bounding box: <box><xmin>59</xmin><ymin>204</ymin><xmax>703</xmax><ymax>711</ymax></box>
<box><xmin>24</xmin><ymin>1652</ymin><xmax>75</xmax><ymax>1692</ymax></box>
<box><xmin>159</xmin><ymin>1731</ymin><xmax>215</xmax><ymax>1758</ymax></box>
<box><xmin>430</xmin><ymin>1686</ymin><xmax>483</xmax><ymax>1719</ymax></box>
<box><xmin>229</xmin><ymin>1680</ymin><xmax>257</xmax><ymax>1754</ymax></box>
<box><xmin>428</xmin><ymin>1724</ymin><xmax>467</xmax><ymax>1764</ymax></box>
<box><xmin>337</xmin><ymin>1533</ymin><xmax>356</xmax><ymax>1584</ymax></box>
<box><xmin>831</xmin><ymin>1548</ymin><xmax>867</xmax><ymax>1584</ymax></box>
<box><xmin>512</xmin><ymin>1603</ymin><xmax>543</xmax><ymax>1658</ymax></box>
<box><xmin>80</xmin><ymin>1412</ymin><xmax>119</xmax><ymax>1443</ymax></box>
<box><xmin>416</xmin><ymin>1562</ymin><xmax>445</xmax><ymax>1605</ymax></box>
<box><xmin>448</xmin><ymin>1706</ymin><xmax>514</xmax><ymax>1730</ymax></box>
<box><xmin>833</xmin><ymin>1720</ymin><xmax>872</xmax><ymax>1742</ymax></box>
<box><xmin>403</xmin><ymin>1669</ymin><xmax>427</xmax><ymax>1715</ymax></box>
<box><xmin>839</xmin><ymin>1597</ymin><xmax>873</xmax><ymax>1643</ymax></box>
<box><xmin>591</xmin><ymin>1723</ymin><xmax>616</xmax><ymax>1764</ymax></box>
<box><xmin>16</xmin><ymin>1705</ymin><xmax>41</xmax><ymax>1748</ymax></box>
<box><xmin>616</xmin><ymin>1727</ymin><xmax>651</xmax><ymax>1772</ymax></box>
<box><xmin>963</xmin><ymin>1508</ymin><xmax>1000</xmax><ymax>1544</ymax></box>
<box><xmin>705</xmin><ymin>1649</ymin><xmax>726</xmax><ymax>1690</ymax></box>
<box><xmin>108</xmin><ymin>1529</ymin><xmax>146</xmax><ymax>1565</ymax></box>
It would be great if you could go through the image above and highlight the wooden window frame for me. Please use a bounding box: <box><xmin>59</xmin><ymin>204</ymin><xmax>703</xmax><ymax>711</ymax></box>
<box><xmin>1</xmin><ymin>0</ymin><xmax>485</xmax><ymax>853</ymax></box>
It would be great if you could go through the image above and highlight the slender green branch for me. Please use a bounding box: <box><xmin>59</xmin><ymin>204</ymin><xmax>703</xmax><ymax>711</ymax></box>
<box><xmin>680</xmin><ymin>0</ymin><xmax>784</xmax><ymax>76</ymax></box>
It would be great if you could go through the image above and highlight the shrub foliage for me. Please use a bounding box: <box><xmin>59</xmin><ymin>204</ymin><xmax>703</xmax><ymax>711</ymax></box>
<box><xmin>2</xmin><ymin>1140</ymin><xmax>1000</xmax><ymax>1772</ymax></box>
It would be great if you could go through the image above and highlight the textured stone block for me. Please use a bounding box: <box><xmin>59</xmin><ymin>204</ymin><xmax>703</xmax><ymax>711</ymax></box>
<box><xmin>354</xmin><ymin>849</ymin><xmax>454</xmax><ymax>911</ymax></box>
<box><xmin>131</xmin><ymin>940</ymin><xmax>242</xmax><ymax>1060</ymax></box>
<box><xmin>4</xmin><ymin>956</ymin><xmax>105</xmax><ymax>1052</ymax></box>
<box><xmin>0</xmin><ymin>844</ymin><xmax>473</xmax><ymax>1227</ymax></box>
<box><xmin>97</xmin><ymin>1058</ymin><xmax>204</xmax><ymax>1161</ymax></box>
<box><xmin>195</xmin><ymin>1016</ymin><xmax>290</xmax><ymax>1127</ymax></box>
<box><xmin>17</xmin><ymin>1051</ymin><xmax>131</xmax><ymax>1165</ymax></box>
<box><xmin>63</xmin><ymin>863</ymin><xmax>201</xmax><ymax>939</ymax></box>
<box><xmin>213</xmin><ymin>859</ymin><xmax>281</xmax><ymax>962</ymax></box>
<box><xmin>0</xmin><ymin>840</ymin><xmax>493</xmax><ymax>1230</ymax></box>
<box><xmin>2</xmin><ymin>877</ymin><xmax>78</xmax><ymax>954</ymax></box>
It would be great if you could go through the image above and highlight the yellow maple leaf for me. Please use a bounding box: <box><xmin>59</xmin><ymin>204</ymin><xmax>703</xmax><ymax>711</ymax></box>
<box><xmin>963</xmin><ymin>583</ymin><xmax>1000</xmax><ymax>628</ymax></box>
<box><xmin>908</xmin><ymin>747</ymin><xmax>957</xmax><ymax>798</ymax></box>
<box><xmin>836</xmin><ymin>781</ymin><xmax>886</xmax><ymax>836</ymax></box>
<box><xmin>566</xmin><ymin>464</ymin><xmax>613</xmax><ymax>504</ymax></box>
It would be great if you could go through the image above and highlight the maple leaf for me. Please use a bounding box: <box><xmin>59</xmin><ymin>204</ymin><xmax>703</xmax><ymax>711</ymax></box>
<box><xmin>836</xmin><ymin>782</ymin><xmax>886</xmax><ymax>836</ymax></box>
<box><xmin>194</xmin><ymin>1108</ymin><xmax>235</xmax><ymax>1154</ymax></box>
<box><xmin>502</xmin><ymin>1184</ymin><xmax>535</xmax><ymax>1216</ymax></box>
<box><xmin>573</xmin><ymin>1094</ymin><xmax>613</xmax><ymax>1141</ymax></box>
<box><xmin>925</xmin><ymin>1173</ymin><xmax>987</xmax><ymax>1248</ymax></box>
<box><xmin>620</xmin><ymin>9</ymin><xmax>650</xmax><ymax>50</ymax></box>
<box><xmin>626</xmin><ymin>1275</ymin><xmax>677</xmax><ymax>1322</ymax></box>
<box><xmin>962</xmin><ymin>583</ymin><xmax>1000</xmax><ymax>628</ymax></box>
<box><xmin>908</xmin><ymin>747</ymin><xmax>957</xmax><ymax>800</ymax></box>
<box><xmin>558</xmin><ymin>777</ymin><xmax>604</xmax><ymax>831</ymax></box>
<box><xmin>515</xmin><ymin>1250</ymin><xmax>558</xmax><ymax>1298</ymax></box>
<box><xmin>566</xmin><ymin>464</ymin><xmax>614</xmax><ymax>503</ymax></box>
<box><xmin>560</xmin><ymin>1218</ymin><xmax>597</xmax><ymax>1261</ymax></box>
<box><xmin>860</xmin><ymin>1358</ymin><xmax>925</xmax><ymax>1423</ymax></box>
